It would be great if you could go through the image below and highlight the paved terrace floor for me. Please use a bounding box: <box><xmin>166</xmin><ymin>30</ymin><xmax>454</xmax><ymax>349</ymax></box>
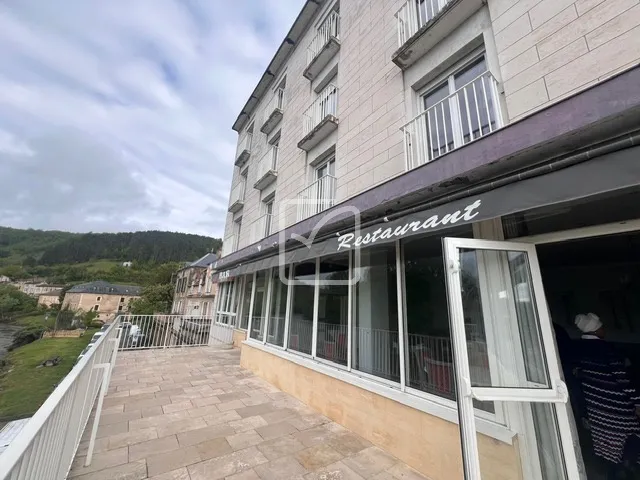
<box><xmin>69</xmin><ymin>347</ymin><xmax>429</xmax><ymax>480</ymax></box>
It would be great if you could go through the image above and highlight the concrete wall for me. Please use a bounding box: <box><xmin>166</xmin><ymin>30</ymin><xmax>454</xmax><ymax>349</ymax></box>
<box><xmin>38</xmin><ymin>294</ymin><xmax>60</xmax><ymax>308</ymax></box>
<box><xmin>240</xmin><ymin>343</ymin><xmax>523</xmax><ymax>480</ymax></box>
<box><xmin>490</xmin><ymin>0</ymin><xmax>640</xmax><ymax>120</ymax></box>
<box><xmin>232</xmin><ymin>329</ymin><xmax>247</xmax><ymax>348</ymax></box>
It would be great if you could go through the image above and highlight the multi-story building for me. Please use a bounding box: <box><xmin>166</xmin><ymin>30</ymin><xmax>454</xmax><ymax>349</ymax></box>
<box><xmin>37</xmin><ymin>289</ymin><xmax>62</xmax><ymax>308</ymax></box>
<box><xmin>214</xmin><ymin>1</ymin><xmax>640</xmax><ymax>479</ymax></box>
<box><xmin>14</xmin><ymin>281</ymin><xmax>64</xmax><ymax>297</ymax></box>
<box><xmin>62</xmin><ymin>281</ymin><xmax>141</xmax><ymax>321</ymax></box>
<box><xmin>171</xmin><ymin>253</ymin><xmax>218</xmax><ymax>316</ymax></box>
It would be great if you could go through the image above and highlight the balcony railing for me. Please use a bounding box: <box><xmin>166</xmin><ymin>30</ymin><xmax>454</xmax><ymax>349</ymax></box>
<box><xmin>260</xmin><ymin>88</ymin><xmax>285</xmax><ymax>134</ymax></box>
<box><xmin>296</xmin><ymin>174</ymin><xmax>337</xmax><ymax>221</ymax></box>
<box><xmin>302</xmin><ymin>84</ymin><xmax>339</xmax><ymax>138</ymax></box>
<box><xmin>228</xmin><ymin>181</ymin><xmax>246</xmax><ymax>213</ymax></box>
<box><xmin>401</xmin><ymin>71</ymin><xmax>502</xmax><ymax>171</ymax></box>
<box><xmin>235</xmin><ymin>132</ymin><xmax>252</xmax><ymax>166</ymax></box>
<box><xmin>252</xmin><ymin>213</ymin><xmax>274</xmax><ymax>243</ymax></box>
<box><xmin>254</xmin><ymin>146</ymin><xmax>278</xmax><ymax>190</ymax></box>
<box><xmin>307</xmin><ymin>11</ymin><xmax>340</xmax><ymax>67</ymax></box>
<box><xmin>396</xmin><ymin>0</ymin><xmax>452</xmax><ymax>47</ymax></box>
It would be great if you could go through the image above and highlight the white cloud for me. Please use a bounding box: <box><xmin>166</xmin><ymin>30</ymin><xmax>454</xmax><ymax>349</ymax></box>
<box><xmin>0</xmin><ymin>0</ymin><xmax>304</xmax><ymax>237</ymax></box>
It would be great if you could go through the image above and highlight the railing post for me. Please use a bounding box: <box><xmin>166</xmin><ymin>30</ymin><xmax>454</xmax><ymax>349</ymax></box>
<box><xmin>84</xmin><ymin>363</ymin><xmax>111</xmax><ymax>467</ymax></box>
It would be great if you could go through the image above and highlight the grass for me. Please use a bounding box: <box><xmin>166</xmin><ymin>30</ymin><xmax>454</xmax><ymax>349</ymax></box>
<box><xmin>0</xmin><ymin>329</ymin><xmax>97</xmax><ymax>422</ymax></box>
<box><xmin>14</xmin><ymin>313</ymin><xmax>55</xmax><ymax>329</ymax></box>
<box><xmin>78</xmin><ymin>260</ymin><xmax>120</xmax><ymax>273</ymax></box>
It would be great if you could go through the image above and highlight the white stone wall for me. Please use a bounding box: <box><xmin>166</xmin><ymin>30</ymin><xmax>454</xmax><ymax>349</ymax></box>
<box><xmin>490</xmin><ymin>0</ymin><xmax>640</xmax><ymax>120</ymax></box>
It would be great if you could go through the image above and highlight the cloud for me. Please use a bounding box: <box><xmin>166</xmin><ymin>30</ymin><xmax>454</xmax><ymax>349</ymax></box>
<box><xmin>0</xmin><ymin>0</ymin><xmax>304</xmax><ymax>237</ymax></box>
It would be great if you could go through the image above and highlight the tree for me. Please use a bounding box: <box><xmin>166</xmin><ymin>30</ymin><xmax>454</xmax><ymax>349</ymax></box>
<box><xmin>0</xmin><ymin>264</ymin><xmax>25</xmax><ymax>279</ymax></box>
<box><xmin>82</xmin><ymin>310</ymin><xmax>99</xmax><ymax>328</ymax></box>
<box><xmin>22</xmin><ymin>255</ymin><xmax>37</xmax><ymax>267</ymax></box>
<box><xmin>129</xmin><ymin>284</ymin><xmax>174</xmax><ymax>315</ymax></box>
<box><xmin>0</xmin><ymin>284</ymin><xmax>38</xmax><ymax>320</ymax></box>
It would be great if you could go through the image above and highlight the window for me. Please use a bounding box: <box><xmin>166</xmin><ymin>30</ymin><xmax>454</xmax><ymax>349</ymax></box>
<box><xmin>316</xmin><ymin>254</ymin><xmax>349</xmax><ymax>366</ymax></box>
<box><xmin>233</xmin><ymin>217</ymin><xmax>242</xmax><ymax>252</ymax></box>
<box><xmin>239</xmin><ymin>275</ymin><xmax>252</xmax><ymax>330</ymax></box>
<box><xmin>249</xmin><ymin>270</ymin><xmax>269</xmax><ymax>341</ymax></box>
<box><xmin>421</xmin><ymin>54</ymin><xmax>500</xmax><ymax>160</ymax></box>
<box><xmin>288</xmin><ymin>261</ymin><xmax>316</xmax><ymax>355</ymax></box>
<box><xmin>96</xmin><ymin>296</ymin><xmax>101</xmax><ymax>302</ymax></box>
<box><xmin>352</xmin><ymin>244</ymin><xmax>400</xmax><ymax>382</ymax></box>
<box><xmin>94</xmin><ymin>305</ymin><xmax>99</xmax><ymax>311</ymax></box>
<box><xmin>316</xmin><ymin>157</ymin><xmax>335</xmax><ymax>180</ymax></box>
<box><xmin>216</xmin><ymin>280</ymin><xmax>239</xmax><ymax>325</ymax></box>
<box><xmin>264</xmin><ymin>200</ymin><xmax>274</xmax><ymax>237</ymax></box>
<box><xmin>118</xmin><ymin>305</ymin><xmax>124</xmax><ymax>312</ymax></box>
<box><xmin>120</xmin><ymin>297</ymin><xmax>125</xmax><ymax>302</ymax></box>
<box><xmin>266</xmin><ymin>267</ymin><xmax>289</xmax><ymax>347</ymax></box>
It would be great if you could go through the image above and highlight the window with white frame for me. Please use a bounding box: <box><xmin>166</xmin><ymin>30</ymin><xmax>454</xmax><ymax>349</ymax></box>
<box><xmin>216</xmin><ymin>280</ymin><xmax>238</xmax><ymax>325</ymax></box>
<box><xmin>239</xmin><ymin>274</ymin><xmax>252</xmax><ymax>330</ymax></box>
<box><xmin>288</xmin><ymin>261</ymin><xmax>316</xmax><ymax>355</ymax></box>
<box><xmin>263</xmin><ymin>199</ymin><xmax>274</xmax><ymax>238</ymax></box>
<box><xmin>233</xmin><ymin>217</ymin><xmax>242</xmax><ymax>252</ymax></box>
<box><xmin>316</xmin><ymin>254</ymin><xmax>349</xmax><ymax>366</ymax></box>
<box><xmin>416</xmin><ymin>53</ymin><xmax>501</xmax><ymax>164</ymax></box>
<box><xmin>266</xmin><ymin>267</ymin><xmax>289</xmax><ymax>347</ymax></box>
<box><xmin>249</xmin><ymin>270</ymin><xmax>269</xmax><ymax>342</ymax></box>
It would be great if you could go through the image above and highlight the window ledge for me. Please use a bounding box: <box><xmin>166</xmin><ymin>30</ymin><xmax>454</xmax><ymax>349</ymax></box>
<box><xmin>242</xmin><ymin>339</ymin><xmax>516</xmax><ymax>445</ymax></box>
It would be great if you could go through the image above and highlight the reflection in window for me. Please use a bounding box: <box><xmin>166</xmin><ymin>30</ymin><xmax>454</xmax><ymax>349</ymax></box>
<box><xmin>403</xmin><ymin>236</ymin><xmax>455</xmax><ymax>400</ymax></box>
<box><xmin>249</xmin><ymin>271</ymin><xmax>268</xmax><ymax>341</ymax></box>
<box><xmin>239</xmin><ymin>275</ymin><xmax>252</xmax><ymax>330</ymax></box>
<box><xmin>288</xmin><ymin>262</ymin><xmax>316</xmax><ymax>355</ymax></box>
<box><xmin>352</xmin><ymin>245</ymin><xmax>400</xmax><ymax>382</ymax></box>
<box><xmin>316</xmin><ymin>254</ymin><xmax>349</xmax><ymax>366</ymax></box>
<box><xmin>267</xmin><ymin>267</ymin><xmax>289</xmax><ymax>347</ymax></box>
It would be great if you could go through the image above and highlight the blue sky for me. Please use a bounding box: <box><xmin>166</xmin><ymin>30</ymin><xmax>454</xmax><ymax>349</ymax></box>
<box><xmin>0</xmin><ymin>0</ymin><xmax>304</xmax><ymax>237</ymax></box>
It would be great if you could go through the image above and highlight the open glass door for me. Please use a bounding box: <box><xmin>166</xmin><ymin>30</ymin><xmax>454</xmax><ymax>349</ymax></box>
<box><xmin>442</xmin><ymin>237</ymin><xmax>581</xmax><ymax>480</ymax></box>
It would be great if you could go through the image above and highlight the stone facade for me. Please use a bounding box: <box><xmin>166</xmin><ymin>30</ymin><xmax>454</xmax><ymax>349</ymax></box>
<box><xmin>37</xmin><ymin>290</ymin><xmax>62</xmax><ymax>308</ymax></box>
<box><xmin>171</xmin><ymin>258</ymin><xmax>218</xmax><ymax>316</ymax></box>
<box><xmin>62</xmin><ymin>291</ymin><xmax>138</xmax><ymax>321</ymax></box>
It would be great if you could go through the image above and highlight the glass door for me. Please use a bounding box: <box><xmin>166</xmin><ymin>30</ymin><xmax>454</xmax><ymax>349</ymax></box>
<box><xmin>442</xmin><ymin>237</ymin><xmax>581</xmax><ymax>480</ymax></box>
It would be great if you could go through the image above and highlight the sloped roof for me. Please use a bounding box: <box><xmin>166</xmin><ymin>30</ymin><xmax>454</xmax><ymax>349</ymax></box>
<box><xmin>189</xmin><ymin>253</ymin><xmax>218</xmax><ymax>268</ymax></box>
<box><xmin>68</xmin><ymin>281</ymin><xmax>142</xmax><ymax>296</ymax></box>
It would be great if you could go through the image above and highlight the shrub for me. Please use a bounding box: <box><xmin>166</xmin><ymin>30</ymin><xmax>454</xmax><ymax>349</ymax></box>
<box><xmin>9</xmin><ymin>325</ymin><xmax>46</xmax><ymax>350</ymax></box>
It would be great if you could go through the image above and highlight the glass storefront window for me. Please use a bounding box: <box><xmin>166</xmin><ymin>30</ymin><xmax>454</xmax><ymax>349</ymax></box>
<box><xmin>352</xmin><ymin>244</ymin><xmax>400</xmax><ymax>382</ymax></box>
<box><xmin>316</xmin><ymin>254</ymin><xmax>349</xmax><ymax>366</ymax></box>
<box><xmin>288</xmin><ymin>261</ymin><xmax>316</xmax><ymax>355</ymax></box>
<box><xmin>239</xmin><ymin>274</ymin><xmax>252</xmax><ymax>330</ymax></box>
<box><xmin>266</xmin><ymin>267</ymin><xmax>289</xmax><ymax>347</ymax></box>
<box><xmin>249</xmin><ymin>271</ymin><xmax>268</xmax><ymax>341</ymax></box>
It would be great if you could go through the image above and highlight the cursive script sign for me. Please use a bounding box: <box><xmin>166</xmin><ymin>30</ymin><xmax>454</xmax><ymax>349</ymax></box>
<box><xmin>337</xmin><ymin>199</ymin><xmax>482</xmax><ymax>250</ymax></box>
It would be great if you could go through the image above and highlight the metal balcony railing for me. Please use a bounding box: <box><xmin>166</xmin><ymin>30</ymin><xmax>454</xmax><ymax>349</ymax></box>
<box><xmin>307</xmin><ymin>11</ymin><xmax>340</xmax><ymax>66</ymax></box>
<box><xmin>302</xmin><ymin>84</ymin><xmax>339</xmax><ymax>138</ymax></box>
<box><xmin>235</xmin><ymin>132</ymin><xmax>252</xmax><ymax>165</ymax></box>
<box><xmin>254</xmin><ymin>145</ymin><xmax>278</xmax><ymax>189</ymax></box>
<box><xmin>228</xmin><ymin>181</ymin><xmax>246</xmax><ymax>212</ymax></box>
<box><xmin>296</xmin><ymin>174</ymin><xmax>337</xmax><ymax>221</ymax></box>
<box><xmin>261</xmin><ymin>89</ymin><xmax>285</xmax><ymax>134</ymax></box>
<box><xmin>396</xmin><ymin>0</ymin><xmax>452</xmax><ymax>46</ymax></box>
<box><xmin>401</xmin><ymin>71</ymin><xmax>502</xmax><ymax>171</ymax></box>
<box><xmin>252</xmin><ymin>213</ymin><xmax>274</xmax><ymax>243</ymax></box>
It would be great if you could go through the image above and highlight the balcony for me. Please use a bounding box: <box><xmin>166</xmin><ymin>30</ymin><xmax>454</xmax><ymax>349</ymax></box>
<box><xmin>234</xmin><ymin>132</ymin><xmax>253</xmax><ymax>166</ymax></box>
<box><xmin>393</xmin><ymin>0</ymin><xmax>484</xmax><ymax>70</ymax></box>
<box><xmin>296</xmin><ymin>174</ymin><xmax>337</xmax><ymax>221</ymax></box>
<box><xmin>401</xmin><ymin>71</ymin><xmax>503</xmax><ymax>171</ymax></box>
<box><xmin>253</xmin><ymin>146</ymin><xmax>278</xmax><ymax>190</ymax></box>
<box><xmin>228</xmin><ymin>181</ymin><xmax>246</xmax><ymax>213</ymax></box>
<box><xmin>298</xmin><ymin>84</ymin><xmax>339</xmax><ymax>152</ymax></box>
<box><xmin>251</xmin><ymin>213</ymin><xmax>274</xmax><ymax>243</ymax></box>
<box><xmin>260</xmin><ymin>88</ymin><xmax>285</xmax><ymax>135</ymax></box>
<box><xmin>303</xmin><ymin>11</ymin><xmax>341</xmax><ymax>81</ymax></box>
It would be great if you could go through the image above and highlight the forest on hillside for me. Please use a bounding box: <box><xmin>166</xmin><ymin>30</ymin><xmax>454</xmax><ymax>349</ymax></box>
<box><xmin>0</xmin><ymin>227</ymin><xmax>221</xmax><ymax>266</ymax></box>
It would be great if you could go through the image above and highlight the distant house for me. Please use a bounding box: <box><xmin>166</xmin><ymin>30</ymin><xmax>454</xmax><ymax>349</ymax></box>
<box><xmin>0</xmin><ymin>275</ymin><xmax>11</xmax><ymax>284</ymax></box>
<box><xmin>122</xmin><ymin>261</ymin><xmax>133</xmax><ymax>268</ymax></box>
<box><xmin>171</xmin><ymin>253</ymin><xmax>218</xmax><ymax>316</ymax></box>
<box><xmin>14</xmin><ymin>281</ymin><xmax>64</xmax><ymax>297</ymax></box>
<box><xmin>62</xmin><ymin>280</ymin><xmax>142</xmax><ymax>321</ymax></box>
<box><xmin>38</xmin><ymin>289</ymin><xmax>63</xmax><ymax>308</ymax></box>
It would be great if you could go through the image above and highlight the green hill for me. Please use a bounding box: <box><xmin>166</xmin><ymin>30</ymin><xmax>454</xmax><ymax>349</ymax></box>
<box><xmin>0</xmin><ymin>227</ymin><xmax>221</xmax><ymax>268</ymax></box>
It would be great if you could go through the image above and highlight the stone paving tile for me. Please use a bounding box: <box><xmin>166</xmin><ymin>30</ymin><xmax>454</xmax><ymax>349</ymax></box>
<box><xmin>71</xmin><ymin>347</ymin><xmax>430</xmax><ymax>480</ymax></box>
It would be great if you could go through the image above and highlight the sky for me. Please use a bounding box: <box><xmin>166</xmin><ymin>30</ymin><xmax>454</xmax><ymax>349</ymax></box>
<box><xmin>0</xmin><ymin>0</ymin><xmax>304</xmax><ymax>238</ymax></box>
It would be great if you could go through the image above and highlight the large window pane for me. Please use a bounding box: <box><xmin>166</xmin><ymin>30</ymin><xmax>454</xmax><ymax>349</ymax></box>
<box><xmin>353</xmin><ymin>245</ymin><xmax>399</xmax><ymax>382</ymax></box>
<box><xmin>288</xmin><ymin>261</ymin><xmax>315</xmax><ymax>355</ymax></box>
<box><xmin>249</xmin><ymin>270</ymin><xmax>269</xmax><ymax>341</ymax></box>
<box><xmin>239</xmin><ymin>275</ymin><xmax>252</xmax><ymax>330</ymax></box>
<box><xmin>316</xmin><ymin>254</ymin><xmax>349</xmax><ymax>366</ymax></box>
<box><xmin>404</xmin><ymin>235</ymin><xmax>455</xmax><ymax>400</ymax></box>
<box><xmin>267</xmin><ymin>267</ymin><xmax>289</xmax><ymax>347</ymax></box>
<box><xmin>215</xmin><ymin>280</ymin><xmax>237</xmax><ymax>325</ymax></box>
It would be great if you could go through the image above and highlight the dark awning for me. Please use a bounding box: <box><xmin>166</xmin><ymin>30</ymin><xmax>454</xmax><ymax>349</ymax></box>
<box><xmin>213</xmin><ymin>145</ymin><xmax>640</xmax><ymax>282</ymax></box>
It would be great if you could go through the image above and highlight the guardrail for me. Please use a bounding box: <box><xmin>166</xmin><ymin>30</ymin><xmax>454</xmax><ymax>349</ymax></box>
<box><xmin>307</xmin><ymin>11</ymin><xmax>340</xmax><ymax>66</ymax></box>
<box><xmin>264</xmin><ymin>88</ymin><xmax>284</xmax><ymax>120</ymax></box>
<box><xmin>401</xmin><ymin>71</ymin><xmax>502</xmax><ymax>170</ymax></box>
<box><xmin>396</xmin><ymin>0</ymin><xmax>452</xmax><ymax>46</ymax></box>
<box><xmin>296</xmin><ymin>174</ymin><xmax>337</xmax><ymax>221</ymax></box>
<box><xmin>117</xmin><ymin>315</ymin><xmax>215</xmax><ymax>351</ymax></box>
<box><xmin>302</xmin><ymin>84</ymin><xmax>339</xmax><ymax>137</ymax></box>
<box><xmin>0</xmin><ymin>320</ymin><xmax>121</xmax><ymax>480</ymax></box>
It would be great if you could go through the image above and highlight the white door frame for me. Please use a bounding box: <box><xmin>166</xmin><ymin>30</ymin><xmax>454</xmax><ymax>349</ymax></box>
<box><xmin>443</xmin><ymin>237</ymin><xmax>580</xmax><ymax>480</ymax></box>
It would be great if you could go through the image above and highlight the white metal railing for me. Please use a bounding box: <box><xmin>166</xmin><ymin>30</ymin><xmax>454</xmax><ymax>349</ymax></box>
<box><xmin>0</xmin><ymin>320</ymin><xmax>121</xmax><ymax>480</ymax></box>
<box><xmin>307</xmin><ymin>11</ymin><xmax>340</xmax><ymax>66</ymax></box>
<box><xmin>353</xmin><ymin>327</ymin><xmax>401</xmax><ymax>381</ymax></box>
<box><xmin>210</xmin><ymin>321</ymin><xmax>235</xmax><ymax>345</ymax></box>
<box><xmin>252</xmin><ymin>213</ymin><xmax>274</xmax><ymax>243</ymax></box>
<box><xmin>302</xmin><ymin>84</ymin><xmax>339</xmax><ymax>137</ymax></box>
<box><xmin>296</xmin><ymin>174</ymin><xmax>337</xmax><ymax>221</ymax></box>
<box><xmin>229</xmin><ymin>181</ymin><xmax>246</xmax><ymax>206</ymax></box>
<box><xmin>396</xmin><ymin>0</ymin><xmax>452</xmax><ymax>46</ymax></box>
<box><xmin>402</xmin><ymin>71</ymin><xmax>502</xmax><ymax>171</ymax></box>
<box><xmin>117</xmin><ymin>315</ymin><xmax>216</xmax><ymax>350</ymax></box>
<box><xmin>288</xmin><ymin>318</ymin><xmax>313</xmax><ymax>355</ymax></box>
<box><xmin>256</xmin><ymin>146</ymin><xmax>278</xmax><ymax>183</ymax></box>
<box><xmin>264</xmin><ymin>88</ymin><xmax>285</xmax><ymax>121</ymax></box>
<box><xmin>236</xmin><ymin>132</ymin><xmax>253</xmax><ymax>159</ymax></box>
<box><xmin>316</xmin><ymin>322</ymin><xmax>348</xmax><ymax>364</ymax></box>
